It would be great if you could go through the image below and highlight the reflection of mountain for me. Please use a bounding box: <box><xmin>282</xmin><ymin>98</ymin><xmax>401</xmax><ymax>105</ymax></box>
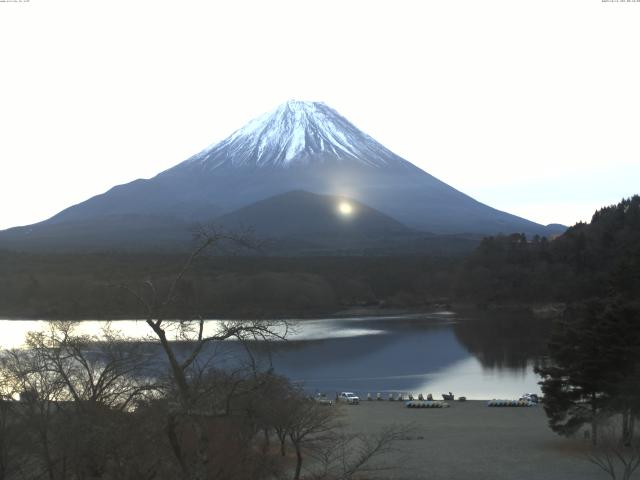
<box><xmin>452</xmin><ymin>312</ymin><xmax>552</xmax><ymax>370</ymax></box>
<box><xmin>261</xmin><ymin>325</ymin><xmax>470</xmax><ymax>393</ymax></box>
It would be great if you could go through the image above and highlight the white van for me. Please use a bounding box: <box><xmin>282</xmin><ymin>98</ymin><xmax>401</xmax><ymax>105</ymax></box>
<box><xmin>338</xmin><ymin>392</ymin><xmax>360</xmax><ymax>404</ymax></box>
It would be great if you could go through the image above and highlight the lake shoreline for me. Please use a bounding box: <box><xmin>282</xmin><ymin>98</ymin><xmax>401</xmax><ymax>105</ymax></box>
<box><xmin>0</xmin><ymin>301</ymin><xmax>564</xmax><ymax>322</ymax></box>
<box><xmin>0</xmin><ymin>306</ymin><xmax>452</xmax><ymax>322</ymax></box>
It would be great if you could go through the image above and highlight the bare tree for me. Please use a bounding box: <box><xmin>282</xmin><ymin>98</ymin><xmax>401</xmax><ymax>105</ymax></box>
<box><xmin>286</xmin><ymin>395</ymin><xmax>342</xmax><ymax>480</ymax></box>
<box><xmin>121</xmin><ymin>227</ymin><xmax>290</xmax><ymax>480</ymax></box>
<box><xmin>24</xmin><ymin>321</ymin><xmax>157</xmax><ymax>410</ymax></box>
<box><xmin>0</xmin><ymin>392</ymin><xmax>23</xmax><ymax>480</ymax></box>
<box><xmin>307</xmin><ymin>425</ymin><xmax>410</xmax><ymax>480</ymax></box>
<box><xmin>254</xmin><ymin>373</ymin><xmax>297</xmax><ymax>457</ymax></box>
<box><xmin>586</xmin><ymin>424</ymin><xmax>640</xmax><ymax>480</ymax></box>
<box><xmin>0</xmin><ymin>321</ymin><xmax>162</xmax><ymax>480</ymax></box>
<box><xmin>1</xmin><ymin>343</ymin><xmax>69</xmax><ymax>480</ymax></box>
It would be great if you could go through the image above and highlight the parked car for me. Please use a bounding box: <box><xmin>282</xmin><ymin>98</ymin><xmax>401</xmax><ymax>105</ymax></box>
<box><xmin>520</xmin><ymin>393</ymin><xmax>539</xmax><ymax>403</ymax></box>
<box><xmin>338</xmin><ymin>392</ymin><xmax>360</xmax><ymax>404</ymax></box>
<box><xmin>313</xmin><ymin>393</ymin><xmax>333</xmax><ymax>406</ymax></box>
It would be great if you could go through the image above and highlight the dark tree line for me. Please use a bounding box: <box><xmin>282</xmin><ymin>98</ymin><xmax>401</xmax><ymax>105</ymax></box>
<box><xmin>456</xmin><ymin>195</ymin><xmax>640</xmax><ymax>304</ymax></box>
<box><xmin>0</xmin><ymin>253</ymin><xmax>457</xmax><ymax>320</ymax></box>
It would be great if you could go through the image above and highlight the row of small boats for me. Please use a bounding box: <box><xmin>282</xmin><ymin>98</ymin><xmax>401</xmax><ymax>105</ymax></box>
<box><xmin>487</xmin><ymin>399</ymin><xmax>536</xmax><ymax>407</ymax></box>
<box><xmin>406</xmin><ymin>400</ymin><xmax>450</xmax><ymax>408</ymax></box>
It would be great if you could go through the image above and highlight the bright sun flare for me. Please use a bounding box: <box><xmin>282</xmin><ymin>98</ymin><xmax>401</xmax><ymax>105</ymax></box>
<box><xmin>338</xmin><ymin>201</ymin><xmax>353</xmax><ymax>215</ymax></box>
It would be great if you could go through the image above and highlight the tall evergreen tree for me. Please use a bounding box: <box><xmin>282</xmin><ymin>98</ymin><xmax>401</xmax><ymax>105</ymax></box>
<box><xmin>537</xmin><ymin>300</ymin><xmax>640</xmax><ymax>445</ymax></box>
<box><xmin>536</xmin><ymin>302</ymin><xmax>613</xmax><ymax>444</ymax></box>
<box><xmin>598</xmin><ymin>301</ymin><xmax>640</xmax><ymax>445</ymax></box>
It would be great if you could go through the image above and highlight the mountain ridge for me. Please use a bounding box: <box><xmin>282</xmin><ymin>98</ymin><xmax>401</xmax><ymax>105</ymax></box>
<box><xmin>0</xmin><ymin>100</ymin><xmax>564</xmax><ymax>252</ymax></box>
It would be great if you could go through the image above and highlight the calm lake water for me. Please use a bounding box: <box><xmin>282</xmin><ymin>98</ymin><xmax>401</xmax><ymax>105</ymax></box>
<box><xmin>0</xmin><ymin>311</ymin><xmax>550</xmax><ymax>400</ymax></box>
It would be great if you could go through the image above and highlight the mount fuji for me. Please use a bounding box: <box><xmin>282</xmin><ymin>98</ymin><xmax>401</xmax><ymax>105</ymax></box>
<box><xmin>0</xmin><ymin>100</ymin><xmax>563</xmax><ymax>252</ymax></box>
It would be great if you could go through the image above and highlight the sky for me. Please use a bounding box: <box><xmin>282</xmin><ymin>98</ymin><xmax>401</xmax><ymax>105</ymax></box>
<box><xmin>1</xmin><ymin>0</ymin><xmax>639</xmax><ymax>230</ymax></box>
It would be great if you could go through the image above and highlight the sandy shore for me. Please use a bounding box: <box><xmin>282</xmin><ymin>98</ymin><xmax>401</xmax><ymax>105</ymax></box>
<box><xmin>340</xmin><ymin>400</ymin><xmax>602</xmax><ymax>480</ymax></box>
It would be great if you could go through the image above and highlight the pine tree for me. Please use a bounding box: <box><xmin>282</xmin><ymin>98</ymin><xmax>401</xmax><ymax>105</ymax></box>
<box><xmin>536</xmin><ymin>300</ymin><xmax>640</xmax><ymax>445</ymax></box>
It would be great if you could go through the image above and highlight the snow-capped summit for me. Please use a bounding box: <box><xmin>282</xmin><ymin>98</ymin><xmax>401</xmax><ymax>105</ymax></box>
<box><xmin>182</xmin><ymin>100</ymin><xmax>414</xmax><ymax>170</ymax></box>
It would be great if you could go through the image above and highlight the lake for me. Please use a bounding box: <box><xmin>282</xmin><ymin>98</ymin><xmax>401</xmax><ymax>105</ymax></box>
<box><xmin>0</xmin><ymin>310</ymin><xmax>551</xmax><ymax>400</ymax></box>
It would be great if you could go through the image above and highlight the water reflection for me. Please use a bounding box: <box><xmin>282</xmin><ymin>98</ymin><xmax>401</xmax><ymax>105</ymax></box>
<box><xmin>257</xmin><ymin>312</ymin><xmax>548</xmax><ymax>399</ymax></box>
<box><xmin>0</xmin><ymin>311</ymin><xmax>551</xmax><ymax>399</ymax></box>
<box><xmin>0</xmin><ymin>316</ymin><xmax>391</xmax><ymax>350</ymax></box>
<box><xmin>453</xmin><ymin>310</ymin><xmax>552</xmax><ymax>370</ymax></box>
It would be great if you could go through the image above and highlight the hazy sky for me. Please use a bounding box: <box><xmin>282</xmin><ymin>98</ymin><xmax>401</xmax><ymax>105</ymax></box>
<box><xmin>1</xmin><ymin>0</ymin><xmax>639</xmax><ymax>230</ymax></box>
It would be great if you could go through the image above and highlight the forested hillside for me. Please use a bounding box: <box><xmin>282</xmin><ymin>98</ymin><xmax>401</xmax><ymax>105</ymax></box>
<box><xmin>0</xmin><ymin>254</ymin><xmax>456</xmax><ymax>319</ymax></box>
<box><xmin>456</xmin><ymin>195</ymin><xmax>640</xmax><ymax>304</ymax></box>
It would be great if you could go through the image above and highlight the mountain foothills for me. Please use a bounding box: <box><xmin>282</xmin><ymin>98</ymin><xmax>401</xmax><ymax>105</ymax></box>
<box><xmin>0</xmin><ymin>196</ymin><xmax>636</xmax><ymax>319</ymax></box>
<box><xmin>0</xmin><ymin>100</ymin><xmax>562</xmax><ymax>253</ymax></box>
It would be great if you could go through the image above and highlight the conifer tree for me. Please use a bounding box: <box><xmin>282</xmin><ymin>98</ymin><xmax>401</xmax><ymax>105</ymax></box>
<box><xmin>537</xmin><ymin>300</ymin><xmax>640</xmax><ymax>445</ymax></box>
<box><xmin>537</xmin><ymin>302</ymin><xmax>612</xmax><ymax>444</ymax></box>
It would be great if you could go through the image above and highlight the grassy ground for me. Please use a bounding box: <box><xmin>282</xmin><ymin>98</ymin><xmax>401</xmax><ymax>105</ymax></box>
<box><xmin>340</xmin><ymin>400</ymin><xmax>603</xmax><ymax>480</ymax></box>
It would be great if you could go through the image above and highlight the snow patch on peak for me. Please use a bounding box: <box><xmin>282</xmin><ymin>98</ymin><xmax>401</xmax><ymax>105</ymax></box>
<box><xmin>181</xmin><ymin>100</ymin><xmax>415</xmax><ymax>171</ymax></box>
<box><xmin>281</xmin><ymin>99</ymin><xmax>328</xmax><ymax>114</ymax></box>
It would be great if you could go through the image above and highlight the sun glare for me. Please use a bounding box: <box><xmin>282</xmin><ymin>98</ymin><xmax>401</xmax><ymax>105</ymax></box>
<box><xmin>338</xmin><ymin>201</ymin><xmax>353</xmax><ymax>215</ymax></box>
